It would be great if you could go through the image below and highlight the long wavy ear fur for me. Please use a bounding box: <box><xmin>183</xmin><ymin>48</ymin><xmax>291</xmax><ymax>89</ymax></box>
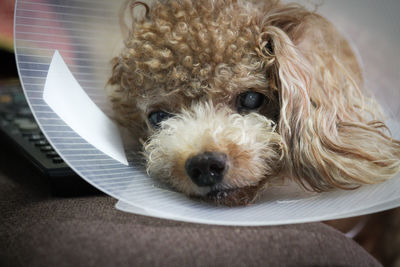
<box><xmin>259</xmin><ymin>5</ymin><xmax>400</xmax><ymax>191</ymax></box>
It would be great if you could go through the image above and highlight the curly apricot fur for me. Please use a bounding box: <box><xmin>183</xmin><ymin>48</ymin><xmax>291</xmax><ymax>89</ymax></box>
<box><xmin>109</xmin><ymin>0</ymin><xmax>400</xmax><ymax>205</ymax></box>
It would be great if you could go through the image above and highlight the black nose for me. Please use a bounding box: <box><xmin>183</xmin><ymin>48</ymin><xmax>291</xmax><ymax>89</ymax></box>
<box><xmin>185</xmin><ymin>152</ymin><xmax>228</xmax><ymax>187</ymax></box>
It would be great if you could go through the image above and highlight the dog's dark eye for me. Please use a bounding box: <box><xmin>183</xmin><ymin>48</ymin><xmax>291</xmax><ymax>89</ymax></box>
<box><xmin>237</xmin><ymin>91</ymin><xmax>265</xmax><ymax>111</ymax></box>
<box><xmin>148</xmin><ymin>111</ymin><xmax>173</xmax><ymax>128</ymax></box>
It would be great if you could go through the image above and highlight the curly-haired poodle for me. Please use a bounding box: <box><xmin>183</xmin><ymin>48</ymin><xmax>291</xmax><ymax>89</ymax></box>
<box><xmin>108</xmin><ymin>0</ymin><xmax>400</xmax><ymax>206</ymax></box>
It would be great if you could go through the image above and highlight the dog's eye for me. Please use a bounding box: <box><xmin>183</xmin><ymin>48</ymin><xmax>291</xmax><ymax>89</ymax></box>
<box><xmin>148</xmin><ymin>111</ymin><xmax>173</xmax><ymax>128</ymax></box>
<box><xmin>237</xmin><ymin>91</ymin><xmax>265</xmax><ymax>111</ymax></box>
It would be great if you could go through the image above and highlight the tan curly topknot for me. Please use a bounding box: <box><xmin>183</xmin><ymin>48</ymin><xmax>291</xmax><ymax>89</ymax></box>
<box><xmin>109</xmin><ymin>0</ymin><xmax>400</xmax><ymax>206</ymax></box>
<box><xmin>108</xmin><ymin>0</ymin><xmax>287</xmax><ymax>131</ymax></box>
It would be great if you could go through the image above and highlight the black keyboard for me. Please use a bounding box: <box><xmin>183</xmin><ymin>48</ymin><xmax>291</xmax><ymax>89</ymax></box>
<box><xmin>0</xmin><ymin>80</ymin><xmax>99</xmax><ymax>196</ymax></box>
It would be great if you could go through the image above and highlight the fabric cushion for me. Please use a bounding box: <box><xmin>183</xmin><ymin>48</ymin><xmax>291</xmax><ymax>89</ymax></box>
<box><xmin>0</xmin><ymin>147</ymin><xmax>381</xmax><ymax>267</ymax></box>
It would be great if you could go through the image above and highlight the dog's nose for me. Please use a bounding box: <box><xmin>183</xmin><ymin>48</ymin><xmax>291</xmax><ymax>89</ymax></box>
<box><xmin>185</xmin><ymin>152</ymin><xmax>228</xmax><ymax>187</ymax></box>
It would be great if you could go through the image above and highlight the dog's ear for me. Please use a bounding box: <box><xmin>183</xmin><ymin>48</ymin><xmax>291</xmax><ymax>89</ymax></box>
<box><xmin>257</xmin><ymin>13</ymin><xmax>400</xmax><ymax>191</ymax></box>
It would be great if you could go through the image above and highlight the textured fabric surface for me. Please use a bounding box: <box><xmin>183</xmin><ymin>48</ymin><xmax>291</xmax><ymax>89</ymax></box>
<box><xmin>0</xmin><ymin>147</ymin><xmax>381</xmax><ymax>267</ymax></box>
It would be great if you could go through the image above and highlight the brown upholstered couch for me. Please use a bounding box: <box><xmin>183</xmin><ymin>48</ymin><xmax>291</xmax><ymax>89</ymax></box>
<box><xmin>0</xmin><ymin>145</ymin><xmax>381</xmax><ymax>267</ymax></box>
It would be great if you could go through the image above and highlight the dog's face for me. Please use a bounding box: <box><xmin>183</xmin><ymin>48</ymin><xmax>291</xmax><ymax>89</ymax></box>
<box><xmin>109</xmin><ymin>0</ymin><xmax>400</xmax><ymax>205</ymax></box>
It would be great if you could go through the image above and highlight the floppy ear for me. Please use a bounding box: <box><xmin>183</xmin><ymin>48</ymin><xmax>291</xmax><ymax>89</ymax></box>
<box><xmin>258</xmin><ymin>12</ymin><xmax>400</xmax><ymax>191</ymax></box>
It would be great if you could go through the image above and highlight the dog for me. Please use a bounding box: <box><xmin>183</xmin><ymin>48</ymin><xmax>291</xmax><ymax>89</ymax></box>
<box><xmin>108</xmin><ymin>0</ymin><xmax>400</xmax><ymax>206</ymax></box>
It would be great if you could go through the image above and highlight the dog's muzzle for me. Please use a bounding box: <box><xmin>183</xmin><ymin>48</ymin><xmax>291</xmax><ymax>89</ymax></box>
<box><xmin>144</xmin><ymin>103</ymin><xmax>283</xmax><ymax>198</ymax></box>
<box><xmin>185</xmin><ymin>152</ymin><xmax>228</xmax><ymax>187</ymax></box>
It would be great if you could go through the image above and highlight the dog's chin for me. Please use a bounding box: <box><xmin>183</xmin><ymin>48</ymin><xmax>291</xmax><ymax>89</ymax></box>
<box><xmin>195</xmin><ymin>185</ymin><xmax>261</xmax><ymax>206</ymax></box>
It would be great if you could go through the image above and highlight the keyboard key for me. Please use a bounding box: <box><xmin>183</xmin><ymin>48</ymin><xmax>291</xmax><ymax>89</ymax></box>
<box><xmin>52</xmin><ymin>157</ymin><xmax>64</xmax><ymax>164</ymax></box>
<box><xmin>4</xmin><ymin>114</ymin><xmax>15</xmax><ymax>121</ymax></box>
<box><xmin>34</xmin><ymin>140</ymin><xmax>48</xmax><ymax>147</ymax></box>
<box><xmin>29</xmin><ymin>134</ymin><xmax>42</xmax><ymax>141</ymax></box>
<box><xmin>18</xmin><ymin>107</ymin><xmax>32</xmax><ymax>117</ymax></box>
<box><xmin>13</xmin><ymin>118</ymin><xmax>30</xmax><ymax>125</ymax></box>
<box><xmin>40</xmin><ymin>145</ymin><xmax>53</xmax><ymax>152</ymax></box>
<box><xmin>0</xmin><ymin>120</ymin><xmax>9</xmax><ymax>127</ymax></box>
<box><xmin>46</xmin><ymin>151</ymin><xmax>58</xmax><ymax>158</ymax></box>
<box><xmin>22</xmin><ymin>132</ymin><xmax>40</xmax><ymax>137</ymax></box>
<box><xmin>19</xmin><ymin>121</ymin><xmax>39</xmax><ymax>131</ymax></box>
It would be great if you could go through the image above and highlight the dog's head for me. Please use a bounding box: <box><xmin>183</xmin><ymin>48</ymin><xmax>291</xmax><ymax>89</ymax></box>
<box><xmin>109</xmin><ymin>0</ymin><xmax>400</xmax><ymax>205</ymax></box>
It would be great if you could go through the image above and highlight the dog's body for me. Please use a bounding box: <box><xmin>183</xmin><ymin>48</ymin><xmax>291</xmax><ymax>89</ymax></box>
<box><xmin>109</xmin><ymin>0</ymin><xmax>400</xmax><ymax>206</ymax></box>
